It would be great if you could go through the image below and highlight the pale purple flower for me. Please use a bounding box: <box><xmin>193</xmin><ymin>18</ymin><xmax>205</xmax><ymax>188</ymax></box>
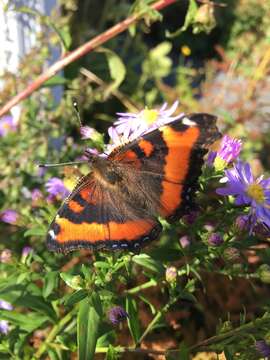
<box><xmin>0</xmin><ymin>320</ymin><xmax>9</xmax><ymax>335</ymax></box>
<box><xmin>208</xmin><ymin>135</ymin><xmax>242</xmax><ymax>169</ymax></box>
<box><xmin>22</xmin><ymin>246</ymin><xmax>33</xmax><ymax>258</ymax></box>
<box><xmin>0</xmin><ymin>209</ymin><xmax>18</xmax><ymax>224</ymax></box>
<box><xmin>165</xmin><ymin>266</ymin><xmax>177</xmax><ymax>282</ymax></box>
<box><xmin>0</xmin><ymin>249</ymin><xmax>12</xmax><ymax>263</ymax></box>
<box><xmin>0</xmin><ymin>115</ymin><xmax>17</xmax><ymax>137</ymax></box>
<box><xmin>110</xmin><ymin>101</ymin><xmax>183</xmax><ymax>144</ymax></box>
<box><xmin>216</xmin><ymin>161</ymin><xmax>270</xmax><ymax>231</ymax></box>
<box><xmin>80</xmin><ymin>126</ymin><xmax>96</xmax><ymax>140</ymax></box>
<box><xmin>0</xmin><ymin>300</ymin><xmax>13</xmax><ymax>311</ymax></box>
<box><xmin>255</xmin><ymin>340</ymin><xmax>270</xmax><ymax>357</ymax></box>
<box><xmin>0</xmin><ymin>300</ymin><xmax>13</xmax><ymax>335</ymax></box>
<box><xmin>108</xmin><ymin>306</ymin><xmax>128</xmax><ymax>325</ymax></box>
<box><xmin>235</xmin><ymin>215</ymin><xmax>249</xmax><ymax>231</ymax></box>
<box><xmin>179</xmin><ymin>235</ymin><xmax>191</xmax><ymax>248</ymax></box>
<box><xmin>208</xmin><ymin>232</ymin><xmax>223</xmax><ymax>246</ymax></box>
<box><xmin>45</xmin><ymin>177</ymin><xmax>70</xmax><ymax>202</ymax></box>
<box><xmin>31</xmin><ymin>189</ymin><xmax>43</xmax><ymax>206</ymax></box>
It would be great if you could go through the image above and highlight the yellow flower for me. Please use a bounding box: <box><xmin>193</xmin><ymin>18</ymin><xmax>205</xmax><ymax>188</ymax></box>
<box><xmin>181</xmin><ymin>45</ymin><xmax>191</xmax><ymax>57</ymax></box>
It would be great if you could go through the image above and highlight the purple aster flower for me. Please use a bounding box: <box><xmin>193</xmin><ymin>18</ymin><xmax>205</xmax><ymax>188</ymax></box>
<box><xmin>0</xmin><ymin>115</ymin><xmax>17</xmax><ymax>137</ymax></box>
<box><xmin>108</xmin><ymin>306</ymin><xmax>128</xmax><ymax>325</ymax></box>
<box><xmin>208</xmin><ymin>135</ymin><xmax>242</xmax><ymax>169</ymax></box>
<box><xmin>0</xmin><ymin>249</ymin><xmax>12</xmax><ymax>263</ymax></box>
<box><xmin>0</xmin><ymin>320</ymin><xmax>9</xmax><ymax>335</ymax></box>
<box><xmin>0</xmin><ymin>209</ymin><xmax>18</xmax><ymax>224</ymax></box>
<box><xmin>216</xmin><ymin>161</ymin><xmax>270</xmax><ymax>231</ymax></box>
<box><xmin>208</xmin><ymin>232</ymin><xmax>223</xmax><ymax>246</ymax></box>
<box><xmin>0</xmin><ymin>300</ymin><xmax>13</xmax><ymax>311</ymax></box>
<box><xmin>255</xmin><ymin>340</ymin><xmax>270</xmax><ymax>357</ymax></box>
<box><xmin>111</xmin><ymin>101</ymin><xmax>183</xmax><ymax>143</ymax></box>
<box><xmin>45</xmin><ymin>177</ymin><xmax>70</xmax><ymax>202</ymax></box>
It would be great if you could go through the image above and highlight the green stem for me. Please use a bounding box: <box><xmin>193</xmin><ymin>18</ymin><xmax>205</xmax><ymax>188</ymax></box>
<box><xmin>137</xmin><ymin>296</ymin><xmax>177</xmax><ymax>344</ymax></box>
<box><xmin>125</xmin><ymin>279</ymin><xmax>157</xmax><ymax>294</ymax></box>
<box><xmin>190</xmin><ymin>316</ymin><xmax>270</xmax><ymax>351</ymax></box>
<box><xmin>34</xmin><ymin>307</ymin><xmax>77</xmax><ymax>359</ymax></box>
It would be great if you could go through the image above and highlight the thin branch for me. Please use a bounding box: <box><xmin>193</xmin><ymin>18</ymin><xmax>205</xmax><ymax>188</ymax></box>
<box><xmin>0</xmin><ymin>0</ymin><xmax>177</xmax><ymax>118</ymax></box>
<box><xmin>80</xmin><ymin>67</ymin><xmax>140</xmax><ymax>112</ymax></box>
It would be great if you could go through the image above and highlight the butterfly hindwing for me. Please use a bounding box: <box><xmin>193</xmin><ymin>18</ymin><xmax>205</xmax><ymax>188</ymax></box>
<box><xmin>47</xmin><ymin>173</ymin><xmax>162</xmax><ymax>253</ymax></box>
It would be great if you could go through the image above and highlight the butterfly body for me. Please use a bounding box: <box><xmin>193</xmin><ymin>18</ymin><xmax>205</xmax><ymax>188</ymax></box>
<box><xmin>47</xmin><ymin>113</ymin><xmax>221</xmax><ymax>253</ymax></box>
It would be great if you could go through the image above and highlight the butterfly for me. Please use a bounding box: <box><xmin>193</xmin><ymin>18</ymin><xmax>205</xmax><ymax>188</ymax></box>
<box><xmin>46</xmin><ymin>113</ymin><xmax>221</xmax><ymax>253</ymax></box>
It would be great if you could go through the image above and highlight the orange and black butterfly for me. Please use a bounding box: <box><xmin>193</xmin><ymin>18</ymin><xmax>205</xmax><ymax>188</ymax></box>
<box><xmin>46</xmin><ymin>113</ymin><xmax>221</xmax><ymax>253</ymax></box>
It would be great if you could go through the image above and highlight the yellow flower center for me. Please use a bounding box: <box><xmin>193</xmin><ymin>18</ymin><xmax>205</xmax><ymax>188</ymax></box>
<box><xmin>246</xmin><ymin>183</ymin><xmax>265</xmax><ymax>204</ymax></box>
<box><xmin>3</xmin><ymin>123</ymin><xmax>11</xmax><ymax>130</ymax></box>
<box><xmin>214</xmin><ymin>156</ymin><xmax>226</xmax><ymax>171</ymax></box>
<box><xmin>141</xmin><ymin>108</ymin><xmax>159</xmax><ymax>124</ymax></box>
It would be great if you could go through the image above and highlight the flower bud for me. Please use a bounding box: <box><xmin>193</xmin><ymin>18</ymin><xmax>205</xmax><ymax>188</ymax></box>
<box><xmin>179</xmin><ymin>235</ymin><xmax>191</xmax><ymax>248</ymax></box>
<box><xmin>223</xmin><ymin>247</ymin><xmax>241</xmax><ymax>263</ymax></box>
<box><xmin>208</xmin><ymin>232</ymin><xmax>223</xmax><ymax>247</ymax></box>
<box><xmin>165</xmin><ymin>266</ymin><xmax>177</xmax><ymax>283</ymax></box>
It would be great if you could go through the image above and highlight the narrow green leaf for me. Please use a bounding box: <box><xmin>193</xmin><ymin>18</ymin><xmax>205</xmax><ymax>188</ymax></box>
<box><xmin>64</xmin><ymin>289</ymin><xmax>88</xmax><ymax>307</ymax></box>
<box><xmin>77</xmin><ymin>293</ymin><xmax>102</xmax><ymax>360</ymax></box>
<box><xmin>126</xmin><ymin>297</ymin><xmax>141</xmax><ymax>344</ymax></box>
<box><xmin>43</xmin><ymin>271</ymin><xmax>59</xmax><ymax>298</ymax></box>
<box><xmin>132</xmin><ymin>254</ymin><xmax>164</xmax><ymax>274</ymax></box>
<box><xmin>24</xmin><ymin>226</ymin><xmax>46</xmax><ymax>237</ymax></box>
<box><xmin>0</xmin><ymin>310</ymin><xmax>48</xmax><ymax>332</ymax></box>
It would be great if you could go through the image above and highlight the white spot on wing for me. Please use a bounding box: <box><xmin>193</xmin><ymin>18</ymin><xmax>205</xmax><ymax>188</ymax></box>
<box><xmin>49</xmin><ymin>230</ymin><xmax>56</xmax><ymax>240</ymax></box>
<box><xmin>182</xmin><ymin>117</ymin><xmax>196</xmax><ymax>126</ymax></box>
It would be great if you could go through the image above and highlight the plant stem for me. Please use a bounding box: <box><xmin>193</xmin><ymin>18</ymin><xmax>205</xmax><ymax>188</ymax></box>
<box><xmin>0</xmin><ymin>0</ymin><xmax>177</xmax><ymax>118</ymax></box>
<box><xmin>34</xmin><ymin>307</ymin><xmax>77</xmax><ymax>359</ymax></box>
<box><xmin>125</xmin><ymin>279</ymin><xmax>157</xmax><ymax>294</ymax></box>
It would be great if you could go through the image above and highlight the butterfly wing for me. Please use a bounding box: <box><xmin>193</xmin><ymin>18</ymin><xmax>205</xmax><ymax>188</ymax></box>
<box><xmin>47</xmin><ymin>173</ymin><xmax>162</xmax><ymax>253</ymax></box>
<box><xmin>109</xmin><ymin>113</ymin><xmax>221</xmax><ymax>222</ymax></box>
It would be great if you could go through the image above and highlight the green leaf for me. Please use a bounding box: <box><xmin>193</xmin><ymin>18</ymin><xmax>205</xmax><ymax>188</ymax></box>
<box><xmin>142</xmin><ymin>42</ymin><xmax>172</xmax><ymax>79</ymax></box>
<box><xmin>177</xmin><ymin>342</ymin><xmax>190</xmax><ymax>360</ymax></box>
<box><xmin>77</xmin><ymin>293</ymin><xmax>102</xmax><ymax>360</ymax></box>
<box><xmin>0</xmin><ymin>310</ymin><xmax>48</xmax><ymax>332</ymax></box>
<box><xmin>15</xmin><ymin>294</ymin><xmax>57</xmax><ymax>321</ymax></box>
<box><xmin>64</xmin><ymin>289</ymin><xmax>88</xmax><ymax>307</ymax></box>
<box><xmin>126</xmin><ymin>296</ymin><xmax>141</xmax><ymax>344</ymax></box>
<box><xmin>43</xmin><ymin>271</ymin><xmax>59</xmax><ymax>298</ymax></box>
<box><xmin>24</xmin><ymin>226</ymin><xmax>46</xmax><ymax>237</ymax></box>
<box><xmin>166</xmin><ymin>0</ymin><xmax>198</xmax><ymax>38</ymax></box>
<box><xmin>60</xmin><ymin>273</ymin><xmax>83</xmax><ymax>290</ymax></box>
<box><xmin>132</xmin><ymin>254</ymin><xmax>164</xmax><ymax>274</ymax></box>
<box><xmin>97</xmin><ymin>48</ymin><xmax>126</xmax><ymax>97</ymax></box>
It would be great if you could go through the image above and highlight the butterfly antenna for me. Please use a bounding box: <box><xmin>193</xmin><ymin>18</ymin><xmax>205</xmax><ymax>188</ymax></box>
<box><xmin>72</xmin><ymin>98</ymin><xmax>83</xmax><ymax>128</ymax></box>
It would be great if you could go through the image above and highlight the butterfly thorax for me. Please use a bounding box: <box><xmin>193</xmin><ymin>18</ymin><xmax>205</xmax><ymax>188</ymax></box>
<box><xmin>91</xmin><ymin>156</ymin><xmax>123</xmax><ymax>188</ymax></box>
